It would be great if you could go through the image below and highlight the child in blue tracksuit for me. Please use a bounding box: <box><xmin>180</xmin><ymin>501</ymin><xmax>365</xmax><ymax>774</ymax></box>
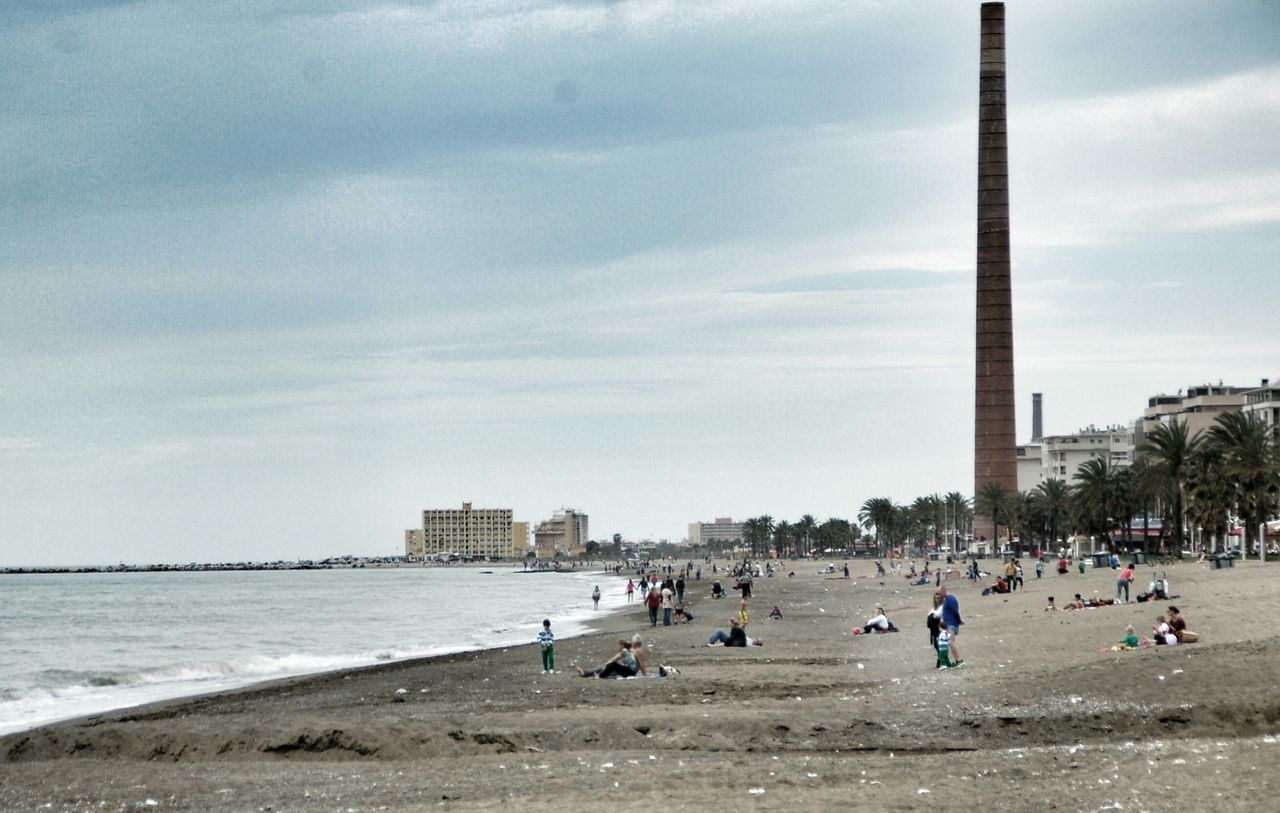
<box><xmin>538</xmin><ymin>619</ymin><xmax>555</xmax><ymax>673</ymax></box>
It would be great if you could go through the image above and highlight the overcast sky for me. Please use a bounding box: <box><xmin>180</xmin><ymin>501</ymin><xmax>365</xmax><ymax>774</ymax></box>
<box><xmin>2</xmin><ymin>0</ymin><xmax>1277</xmax><ymax>566</ymax></box>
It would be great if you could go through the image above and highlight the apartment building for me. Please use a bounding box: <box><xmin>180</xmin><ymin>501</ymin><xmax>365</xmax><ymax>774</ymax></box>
<box><xmin>1141</xmin><ymin>383</ymin><xmax>1249</xmax><ymax>440</ymax></box>
<box><xmin>405</xmin><ymin>502</ymin><xmax>515</xmax><ymax>560</ymax></box>
<box><xmin>534</xmin><ymin>509</ymin><xmax>589</xmax><ymax>557</ymax></box>
<box><xmin>1016</xmin><ymin>426</ymin><xmax>1134</xmax><ymax>491</ymax></box>
<box><xmin>688</xmin><ymin>517</ymin><xmax>746</xmax><ymax>548</ymax></box>
<box><xmin>1242</xmin><ymin>378</ymin><xmax>1280</xmax><ymax>432</ymax></box>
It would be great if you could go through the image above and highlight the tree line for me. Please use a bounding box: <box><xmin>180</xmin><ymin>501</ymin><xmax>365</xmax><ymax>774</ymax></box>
<box><xmin>706</xmin><ymin>411</ymin><xmax>1278</xmax><ymax>560</ymax></box>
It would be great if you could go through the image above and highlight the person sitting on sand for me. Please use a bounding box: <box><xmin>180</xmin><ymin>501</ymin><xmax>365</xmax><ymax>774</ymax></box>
<box><xmin>1057</xmin><ymin>557</ymin><xmax>1069</xmax><ymax>575</ymax></box>
<box><xmin>630</xmin><ymin>634</ymin><xmax>648</xmax><ymax>676</ymax></box>
<box><xmin>711</xmin><ymin>580</ymin><xmax>725</xmax><ymax>599</ymax></box>
<box><xmin>769</xmin><ymin>605</ymin><xmax>783</xmax><ymax>620</ymax></box>
<box><xmin>1119</xmin><ymin>625</ymin><xmax>1140</xmax><ymax>649</ymax></box>
<box><xmin>674</xmin><ymin>605</ymin><xmax>694</xmax><ymax>624</ymax></box>
<box><xmin>1044</xmin><ymin>596</ymin><xmax>1056</xmax><ymax>612</ymax></box>
<box><xmin>856</xmin><ymin>607</ymin><xmax>898</xmax><ymax>634</ymax></box>
<box><xmin>706</xmin><ymin>618</ymin><xmax>762</xmax><ymax>647</ymax></box>
<box><xmin>577</xmin><ymin>640</ymin><xmax>639</xmax><ymax>679</ymax></box>
<box><xmin>1064</xmin><ymin>594</ymin><xmax>1086</xmax><ymax>611</ymax></box>
<box><xmin>1151</xmin><ymin>615</ymin><xmax>1174</xmax><ymax>645</ymax></box>
<box><xmin>1167</xmin><ymin>606</ymin><xmax>1187</xmax><ymax>641</ymax></box>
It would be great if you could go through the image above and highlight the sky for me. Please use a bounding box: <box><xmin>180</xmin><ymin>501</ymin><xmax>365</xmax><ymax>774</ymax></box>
<box><xmin>2</xmin><ymin>0</ymin><xmax>1278</xmax><ymax>566</ymax></box>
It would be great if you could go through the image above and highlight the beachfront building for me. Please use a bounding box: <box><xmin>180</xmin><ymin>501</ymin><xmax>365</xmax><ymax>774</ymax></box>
<box><xmin>1242</xmin><ymin>377</ymin><xmax>1280</xmax><ymax>432</ymax></box>
<box><xmin>687</xmin><ymin>517</ymin><xmax>746</xmax><ymax>549</ymax></box>
<box><xmin>1140</xmin><ymin>383</ymin><xmax>1249</xmax><ymax>440</ymax></box>
<box><xmin>533</xmin><ymin>509</ymin><xmax>589</xmax><ymax>558</ymax></box>
<box><xmin>405</xmin><ymin>502</ymin><xmax>515</xmax><ymax>560</ymax></box>
<box><xmin>1016</xmin><ymin>443</ymin><xmax>1042</xmax><ymax>493</ymax></box>
<box><xmin>513</xmin><ymin>521</ymin><xmax>530</xmax><ymax>556</ymax></box>
<box><xmin>1015</xmin><ymin>426</ymin><xmax>1134</xmax><ymax>492</ymax></box>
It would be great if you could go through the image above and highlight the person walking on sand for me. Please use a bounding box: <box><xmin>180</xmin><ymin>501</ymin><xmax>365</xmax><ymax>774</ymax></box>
<box><xmin>645</xmin><ymin>586</ymin><xmax>661</xmax><ymax>627</ymax></box>
<box><xmin>592</xmin><ymin>584</ymin><xmax>602</xmax><ymax>609</ymax></box>
<box><xmin>937</xmin><ymin>586</ymin><xmax>964</xmax><ymax>667</ymax></box>
<box><xmin>537</xmin><ymin>619</ymin><xmax>555</xmax><ymax>674</ymax></box>
<box><xmin>626</xmin><ymin>579</ymin><xmax>635</xmax><ymax>602</ymax></box>
<box><xmin>661</xmin><ymin>582</ymin><xmax>674</xmax><ymax>626</ymax></box>
<box><xmin>1035</xmin><ymin>556</ymin><xmax>1044</xmax><ymax>579</ymax></box>
<box><xmin>675</xmin><ymin>574</ymin><xmax>686</xmax><ymax>605</ymax></box>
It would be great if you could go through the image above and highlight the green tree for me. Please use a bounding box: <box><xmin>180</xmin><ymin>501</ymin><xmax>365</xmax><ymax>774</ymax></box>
<box><xmin>1138</xmin><ymin>418</ymin><xmax>1203</xmax><ymax>551</ymax></box>
<box><xmin>1072</xmin><ymin>457</ymin><xmax>1120</xmax><ymax>548</ymax></box>
<box><xmin>943</xmin><ymin>491</ymin><xmax>972</xmax><ymax>552</ymax></box>
<box><xmin>1184</xmin><ymin>444</ymin><xmax>1234</xmax><ymax>553</ymax></box>
<box><xmin>1033</xmin><ymin>478</ymin><xmax>1070</xmax><ymax>550</ymax></box>
<box><xmin>975</xmin><ymin>481</ymin><xmax>1015</xmax><ymax>551</ymax></box>
<box><xmin>858</xmin><ymin>498</ymin><xmax>896</xmax><ymax>557</ymax></box>
<box><xmin>795</xmin><ymin>514</ymin><xmax>818</xmax><ymax>557</ymax></box>
<box><xmin>774</xmin><ymin>520</ymin><xmax>792</xmax><ymax>558</ymax></box>
<box><xmin>1207</xmin><ymin>412</ymin><xmax>1279</xmax><ymax>559</ymax></box>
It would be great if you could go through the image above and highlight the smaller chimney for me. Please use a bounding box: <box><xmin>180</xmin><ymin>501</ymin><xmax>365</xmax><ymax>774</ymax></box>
<box><xmin>1031</xmin><ymin>392</ymin><xmax>1044</xmax><ymax>442</ymax></box>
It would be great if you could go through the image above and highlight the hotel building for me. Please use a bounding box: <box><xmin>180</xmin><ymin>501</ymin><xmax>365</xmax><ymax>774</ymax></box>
<box><xmin>404</xmin><ymin>502</ymin><xmax>515</xmax><ymax>560</ymax></box>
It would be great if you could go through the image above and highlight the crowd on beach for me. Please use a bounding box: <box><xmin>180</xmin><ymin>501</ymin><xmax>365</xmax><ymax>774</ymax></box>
<box><xmin>540</xmin><ymin>549</ymin><xmax>1200</xmax><ymax>680</ymax></box>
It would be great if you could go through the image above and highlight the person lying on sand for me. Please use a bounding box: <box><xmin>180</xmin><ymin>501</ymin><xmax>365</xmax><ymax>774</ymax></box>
<box><xmin>705</xmin><ymin>618</ymin><xmax>763</xmax><ymax>647</ymax></box>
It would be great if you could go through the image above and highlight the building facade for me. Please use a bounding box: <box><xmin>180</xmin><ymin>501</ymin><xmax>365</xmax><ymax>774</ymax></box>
<box><xmin>1242</xmin><ymin>378</ymin><xmax>1280</xmax><ymax>432</ymax></box>
<box><xmin>1015</xmin><ymin>426</ymin><xmax>1134</xmax><ymax>492</ymax></box>
<box><xmin>405</xmin><ymin>502</ymin><xmax>515</xmax><ymax>560</ymax></box>
<box><xmin>688</xmin><ymin>517</ymin><xmax>746</xmax><ymax>548</ymax></box>
<box><xmin>1141</xmin><ymin>383</ymin><xmax>1249</xmax><ymax>439</ymax></box>
<box><xmin>533</xmin><ymin>509</ymin><xmax>589</xmax><ymax>557</ymax></box>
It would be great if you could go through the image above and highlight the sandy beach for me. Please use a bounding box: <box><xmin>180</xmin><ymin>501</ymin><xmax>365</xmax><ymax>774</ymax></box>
<box><xmin>4</xmin><ymin>558</ymin><xmax>1279</xmax><ymax>812</ymax></box>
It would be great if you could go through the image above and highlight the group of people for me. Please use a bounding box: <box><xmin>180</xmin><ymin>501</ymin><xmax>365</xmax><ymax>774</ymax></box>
<box><xmin>927</xmin><ymin>586</ymin><xmax>964</xmax><ymax>669</ymax></box>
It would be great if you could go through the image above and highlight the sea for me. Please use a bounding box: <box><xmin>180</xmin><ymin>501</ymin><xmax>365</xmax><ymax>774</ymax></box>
<box><xmin>0</xmin><ymin>566</ymin><xmax>631</xmax><ymax>736</ymax></box>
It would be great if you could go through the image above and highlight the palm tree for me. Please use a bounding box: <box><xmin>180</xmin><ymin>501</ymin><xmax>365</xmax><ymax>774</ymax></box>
<box><xmin>1138</xmin><ymin>419</ymin><xmax>1203</xmax><ymax>552</ymax></box>
<box><xmin>975</xmin><ymin>481</ymin><xmax>1014</xmax><ymax>551</ymax></box>
<box><xmin>741</xmin><ymin>517</ymin><xmax>766</xmax><ymax>558</ymax></box>
<box><xmin>795</xmin><ymin>514</ymin><xmax>818</xmax><ymax>558</ymax></box>
<box><xmin>1185</xmin><ymin>444</ymin><xmax>1234</xmax><ymax>554</ymax></box>
<box><xmin>858</xmin><ymin>498</ymin><xmax>896</xmax><ymax>557</ymax></box>
<box><xmin>1207</xmin><ymin>412</ymin><xmax>1279</xmax><ymax>559</ymax></box>
<box><xmin>773</xmin><ymin>520</ymin><xmax>792</xmax><ymax>559</ymax></box>
<box><xmin>1072</xmin><ymin>457</ymin><xmax>1119</xmax><ymax>550</ymax></box>
<box><xmin>1033</xmin><ymin>478</ymin><xmax>1070</xmax><ymax>551</ymax></box>
<box><xmin>943</xmin><ymin>491</ymin><xmax>972</xmax><ymax>553</ymax></box>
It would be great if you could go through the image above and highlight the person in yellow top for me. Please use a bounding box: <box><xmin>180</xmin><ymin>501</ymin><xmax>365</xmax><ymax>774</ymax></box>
<box><xmin>1004</xmin><ymin>559</ymin><xmax>1018</xmax><ymax>591</ymax></box>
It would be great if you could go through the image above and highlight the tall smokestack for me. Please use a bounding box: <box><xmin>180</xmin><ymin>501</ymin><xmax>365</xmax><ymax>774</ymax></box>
<box><xmin>974</xmin><ymin>2</ymin><xmax>1018</xmax><ymax>543</ymax></box>
<box><xmin>1032</xmin><ymin>392</ymin><xmax>1043</xmax><ymax>442</ymax></box>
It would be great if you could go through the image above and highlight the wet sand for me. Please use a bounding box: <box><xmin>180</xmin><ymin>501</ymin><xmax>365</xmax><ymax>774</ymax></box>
<box><xmin>4</xmin><ymin>559</ymin><xmax>1279</xmax><ymax>811</ymax></box>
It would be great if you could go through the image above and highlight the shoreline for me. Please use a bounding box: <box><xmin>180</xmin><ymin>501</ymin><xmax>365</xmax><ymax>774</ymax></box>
<box><xmin>5</xmin><ymin>560</ymin><xmax>1279</xmax><ymax>811</ymax></box>
<box><xmin>0</xmin><ymin>565</ymin><xmax>639</xmax><ymax>738</ymax></box>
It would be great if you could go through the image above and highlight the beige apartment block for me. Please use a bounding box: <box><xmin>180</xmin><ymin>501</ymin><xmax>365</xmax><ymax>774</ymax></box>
<box><xmin>1141</xmin><ymin>383</ymin><xmax>1249</xmax><ymax>439</ymax></box>
<box><xmin>405</xmin><ymin>529</ymin><xmax>426</xmax><ymax>559</ymax></box>
<box><xmin>533</xmin><ymin>509</ymin><xmax>588</xmax><ymax>557</ymax></box>
<box><xmin>688</xmin><ymin>517</ymin><xmax>746</xmax><ymax>547</ymax></box>
<box><xmin>405</xmin><ymin>502</ymin><xmax>515</xmax><ymax>560</ymax></box>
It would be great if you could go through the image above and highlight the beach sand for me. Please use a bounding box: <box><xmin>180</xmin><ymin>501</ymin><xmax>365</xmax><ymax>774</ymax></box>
<box><xmin>4</xmin><ymin>559</ymin><xmax>1279</xmax><ymax>811</ymax></box>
